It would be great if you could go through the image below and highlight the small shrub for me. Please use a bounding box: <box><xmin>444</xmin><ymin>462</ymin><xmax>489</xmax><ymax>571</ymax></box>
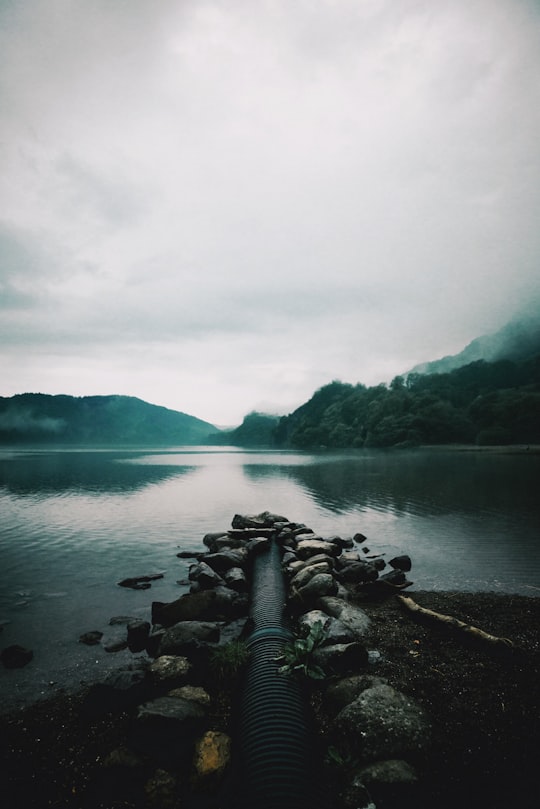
<box><xmin>209</xmin><ymin>640</ymin><xmax>250</xmax><ymax>680</ymax></box>
<box><xmin>276</xmin><ymin>621</ymin><xmax>327</xmax><ymax>680</ymax></box>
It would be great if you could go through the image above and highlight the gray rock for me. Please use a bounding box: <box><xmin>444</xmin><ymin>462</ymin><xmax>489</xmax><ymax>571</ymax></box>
<box><xmin>232</xmin><ymin>511</ymin><xmax>287</xmax><ymax>529</ymax></box>
<box><xmin>296</xmin><ymin>573</ymin><xmax>338</xmax><ymax>602</ymax></box>
<box><xmin>355</xmin><ymin>759</ymin><xmax>419</xmax><ymax>807</ymax></box>
<box><xmin>134</xmin><ymin>696</ymin><xmax>207</xmax><ymax>764</ymax></box>
<box><xmin>298</xmin><ymin>610</ymin><xmax>356</xmax><ymax>646</ymax></box>
<box><xmin>158</xmin><ymin>621</ymin><xmax>220</xmax><ymax>656</ymax></box>
<box><xmin>318</xmin><ymin>597</ymin><xmax>371</xmax><ymax>638</ymax></box>
<box><xmin>188</xmin><ymin>561</ymin><xmax>225</xmax><ymax>589</ymax></box>
<box><xmin>149</xmin><ymin>655</ymin><xmax>191</xmax><ymax>686</ymax></box>
<box><xmin>202</xmin><ymin>531</ymin><xmax>229</xmax><ymax>552</ymax></box>
<box><xmin>85</xmin><ymin>666</ymin><xmax>149</xmax><ymax>713</ymax></box>
<box><xmin>337</xmin><ymin>561</ymin><xmax>379</xmax><ymax>584</ymax></box>
<box><xmin>389</xmin><ymin>555</ymin><xmax>412</xmax><ymax>572</ymax></box>
<box><xmin>223</xmin><ymin>566</ymin><xmax>247</xmax><ymax>592</ymax></box>
<box><xmin>324</xmin><ymin>675</ymin><xmax>388</xmax><ymax>713</ymax></box>
<box><xmin>137</xmin><ymin>695</ymin><xmax>207</xmax><ymax>723</ymax></box>
<box><xmin>335</xmin><ymin>684</ymin><xmax>431</xmax><ymax>761</ymax></box>
<box><xmin>296</xmin><ymin>539</ymin><xmax>341</xmax><ymax>559</ymax></box>
<box><xmin>127</xmin><ymin>620</ymin><xmax>151</xmax><ymax>652</ymax></box>
<box><xmin>79</xmin><ymin>630</ymin><xmax>103</xmax><ymax>646</ymax></box>
<box><xmin>144</xmin><ymin>768</ymin><xmax>178</xmax><ymax>808</ymax></box>
<box><xmin>312</xmin><ymin>642</ymin><xmax>368</xmax><ymax>676</ymax></box>
<box><xmin>152</xmin><ymin>587</ymin><xmax>246</xmax><ymax>626</ymax></box>
<box><xmin>0</xmin><ymin>644</ymin><xmax>33</xmax><ymax>668</ymax></box>
<box><xmin>203</xmin><ymin>549</ymin><xmax>248</xmax><ymax>572</ymax></box>
<box><xmin>290</xmin><ymin>561</ymin><xmax>333</xmax><ymax>590</ymax></box>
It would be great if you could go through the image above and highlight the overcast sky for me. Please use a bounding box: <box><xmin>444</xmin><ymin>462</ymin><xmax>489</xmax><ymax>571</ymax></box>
<box><xmin>1</xmin><ymin>0</ymin><xmax>540</xmax><ymax>426</ymax></box>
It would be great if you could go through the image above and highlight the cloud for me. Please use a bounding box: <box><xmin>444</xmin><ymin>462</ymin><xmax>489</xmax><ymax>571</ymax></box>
<box><xmin>1</xmin><ymin>0</ymin><xmax>540</xmax><ymax>423</ymax></box>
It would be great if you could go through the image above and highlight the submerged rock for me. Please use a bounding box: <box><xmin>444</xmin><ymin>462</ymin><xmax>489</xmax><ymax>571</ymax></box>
<box><xmin>1</xmin><ymin>644</ymin><xmax>33</xmax><ymax>668</ymax></box>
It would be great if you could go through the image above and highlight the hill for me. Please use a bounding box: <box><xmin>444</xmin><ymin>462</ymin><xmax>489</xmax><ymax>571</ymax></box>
<box><xmin>410</xmin><ymin>314</ymin><xmax>540</xmax><ymax>376</ymax></box>
<box><xmin>207</xmin><ymin>411</ymin><xmax>279</xmax><ymax>446</ymax></box>
<box><xmin>0</xmin><ymin>394</ymin><xmax>215</xmax><ymax>446</ymax></box>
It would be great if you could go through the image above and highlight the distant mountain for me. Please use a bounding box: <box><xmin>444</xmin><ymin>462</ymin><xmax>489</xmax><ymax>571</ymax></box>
<box><xmin>0</xmin><ymin>394</ymin><xmax>215</xmax><ymax>446</ymax></box>
<box><xmin>207</xmin><ymin>411</ymin><xmax>279</xmax><ymax>446</ymax></box>
<box><xmin>409</xmin><ymin>314</ymin><xmax>540</xmax><ymax>377</ymax></box>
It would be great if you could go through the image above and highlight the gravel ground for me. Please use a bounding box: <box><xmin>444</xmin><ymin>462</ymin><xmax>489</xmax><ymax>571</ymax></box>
<box><xmin>1</xmin><ymin>591</ymin><xmax>539</xmax><ymax>808</ymax></box>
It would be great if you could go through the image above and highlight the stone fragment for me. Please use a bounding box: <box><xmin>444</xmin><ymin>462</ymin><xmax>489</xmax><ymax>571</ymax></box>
<box><xmin>149</xmin><ymin>655</ymin><xmax>191</xmax><ymax>685</ymax></box>
<box><xmin>0</xmin><ymin>644</ymin><xmax>33</xmax><ymax>668</ymax></box>
<box><xmin>118</xmin><ymin>574</ymin><xmax>163</xmax><ymax>589</ymax></box>
<box><xmin>127</xmin><ymin>620</ymin><xmax>151</xmax><ymax>652</ymax></box>
<box><xmin>193</xmin><ymin>730</ymin><xmax>232</xmax><ymax>780</ymax></box>
<box><xmin>79</xmin><ymin>630</ymin><xmax>103</xmax><ymax>645</ymax></box>
<box><xmin>389</xmin><ymin>555</ymin><xmax>412</xmax><ymax>572</ymax></box>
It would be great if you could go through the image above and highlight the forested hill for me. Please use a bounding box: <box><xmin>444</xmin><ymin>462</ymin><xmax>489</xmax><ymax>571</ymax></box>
<box><xmin>0</xmin><ymin>394</ymin><xmax>215</xmax><ymax>446</ymax></box>
<box><xmin>274</xmin><ymin>354</ymin><xmax>540</xmax><ymax>449</ymax></box>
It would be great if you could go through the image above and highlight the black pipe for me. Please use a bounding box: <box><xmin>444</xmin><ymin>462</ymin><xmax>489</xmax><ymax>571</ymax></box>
<box><xmin>237</xmin><ymin>538</ymin><xmax>323</xmax><ymax>809</ymax></box>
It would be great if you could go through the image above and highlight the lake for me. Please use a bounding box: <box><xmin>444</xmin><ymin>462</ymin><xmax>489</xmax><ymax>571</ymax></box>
<box><xmin>1</xmin><ymin>445</ymin><xmax>539</xmax><ymax>710</ymax></box>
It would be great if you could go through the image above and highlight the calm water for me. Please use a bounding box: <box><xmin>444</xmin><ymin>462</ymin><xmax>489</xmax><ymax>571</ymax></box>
<box><xmin>1</xmin><ymin>446</ymin><xmax>539</xmax><ymax>710</ymax></box>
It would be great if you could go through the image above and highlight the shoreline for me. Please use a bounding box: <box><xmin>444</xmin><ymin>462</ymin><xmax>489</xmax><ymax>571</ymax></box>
<box><xmin>2</xmin><ymin>589</ymin><xmax>539</xmax><ymax>808</ymax></box>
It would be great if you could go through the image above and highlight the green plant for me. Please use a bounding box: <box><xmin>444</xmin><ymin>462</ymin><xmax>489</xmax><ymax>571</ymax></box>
<box><xmin>325</xmin><ymin>744</ymin><xmax>359</xmax><ymax>770</ymax></box>
<box><xmin>209</xmin><ymin>640</ymin><xmax>250</xmax><ymax>680</ymax></box>
<box><xmin>276</xmin><ymin>621</ymin><xmax>327</xmax><ymax>680</ymax></box>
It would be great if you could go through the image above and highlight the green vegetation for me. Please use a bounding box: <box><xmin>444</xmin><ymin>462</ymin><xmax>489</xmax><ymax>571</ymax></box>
<box><xmin>276</xmin><ymin>621</ymin><xmax>327</xmax><ymax>680</ymax></box>
<box><xmin>207</xmin><ymin>411</ymin><xmax>279</xmax><ymax>446</ymax></box>
<box><xmin>274</xmin><ymin>355</ymin><xmax>540</xmax><ymax>449</ymax></box>
<box><xmin>0</xmin><ymin>393</ymin><xmax>215</xmax><ymax>446</ymax></box>
<box><xmin>208</xmin><ymin>640</ymin><xmax>251</xmax><ymax>680</ymax></box>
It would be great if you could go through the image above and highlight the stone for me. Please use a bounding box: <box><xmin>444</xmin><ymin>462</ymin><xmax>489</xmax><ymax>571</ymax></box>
<box><xmin>203</xmin><ymin>549</ymin><xmax>248</xmax><ymax>572</ymax></box>
<box><xmin>296</xmin><ymin>573</ymin><xmax>338</xmax><ymax>601</ymax></box>
<box><xmin>152</xmin><ymin>587</ymin><xmax>246</xmax><ymax>626</ymax></box>
<box><xmin>313</xmin><ymin>642</ymin><xmax>368</xmax><ymax>676</ymax></box>
<box><xmin>103</xmin><ymin>746</ymin><xmax>144</xmax><ymax>768</ymax></box>
<box><xmin>389</xmin><ymin>555</ymin><xmax>412</xmax><ymax>572</ymax></box>
<box><xmin>356</xmin><ymin>758</ymin><xmax>418</xmax><ymax>805</ymax></box>
<box><xmin>203</xmin><ymin>532</ymin><xmax>229</xmax><ymax>552</ymax></box>
<box><xmin>158</xmin><ymin>621</ymin><xmax>220</xmax><ymax>656</ymax></box>
<box><xmin>324</xmin><ymin>675</ymin><xmax>389</xmax><ymax>713</ymax></box>
<box><xmin>342</xmin><ymin>777</ymin><xmax>375</xmax><ymax>809</ymax></box>
<box><xmin>298</xmin><ymin>610</ymin><xmax>356</xmax><ymax>646</ymax></box>
<box><xmin>127</xmin><ymin>620</ymin><xmax>151</xmax><ymax>652</ymax></box>
<box><xmin>167</xmin><ymin>685</ymin><xmax>211</xmax><ymax>706</ymax></box>
<box><xmin>193</xmin><ymin>730</ymin><xmax>232</xmax><ymax>780</ymax></box>
<box><xmin>137</xmin><ymin>695</ymin><xmax>207</xmax><ymax>723</ymax></box>
<box><xmin>104</xmin><ymin>638</ymin><xmax>128</xmax><ymax>653</ymax></box>
<box><xmin>290</xmin><ymin>561</ymin><xmax>333</xmax><ymax>590</ymax></box>
<box><xmin>353</xmin><ymin>532</ymin><xmax>367</xmax><ymax>543</ymax></box>
<box><xmin>245</xmin><ymin>536</ymin><xmax>271</xmax><ymax>555</ymax></box>
<box><xmin>334</xmin><ymin>684</ymin><xmax>431</xmax><ymax>761</ymax></box>
<box><xmin>79</xmin><ymin>630</ymin><xmax>103</xmax><ymax>645</ymax></box>
<box><xmin>144</xmin><ymin>769</ymin><xmax>178</xmax><ymax>808</ymax></box>
<box><xmin>296</xmin><ymin>539</ymin><xmax>341</xmax><ymax>559</ymax></box>
<box><xmin>318</xmin><ymin>597</ymin><xmax>371</xmax><ymax>638</ymax></box>
<box><xmin>223</xmin><ymin>566</ymin><xmax>247</xmax><ymax>592</ymax></box>
<box><xmin>232</xmin><ymin>511</ymin><xmax>287</xmax><ymax>529</ymax></box>
<box><xmin>1</xmin><ymin>644</ymin><xmax>33</xmax><ymax>668</ymax></box>
<box><xmin>337</xmin><ymin>561</ymin><xmax>379</xmax><ymax>584</ymax></box>
<box><xmin>149</xmin><ymin>655</ymin><xmax>191</xmax><ymax>686</ymax></box>
<box><xmin>84</xmin><ymin>666</ymin><xmax>149</xmax><ymax>714</ymax></box>
<box><xmin>188</xmin><ymin>561</ymin><xmax>225</xmax><ymax>589</ymax></box>
<box><xmin>118</xmin><ymin>574</ymin><xmax>163</xmax><ymax>589</ymax></box>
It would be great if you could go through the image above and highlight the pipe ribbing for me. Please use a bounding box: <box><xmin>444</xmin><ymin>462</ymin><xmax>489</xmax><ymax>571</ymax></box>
<box><xmin>237</xmin><ymin>538</ymin><xmax>322</xmax><ymax>809</ymax></box>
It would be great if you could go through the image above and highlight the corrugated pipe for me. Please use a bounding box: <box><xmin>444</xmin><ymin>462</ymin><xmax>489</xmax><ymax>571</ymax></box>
<box><xmin>236</xmin><ymin>538</ymin><xmax>323</xmax><ymax>809</ymax></box>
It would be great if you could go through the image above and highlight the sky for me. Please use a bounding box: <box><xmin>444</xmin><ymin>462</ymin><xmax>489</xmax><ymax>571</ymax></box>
<box><xmin>1</xmin><ymin>0</ymin><xmax>540</xmax><ymax>426</ymax></box>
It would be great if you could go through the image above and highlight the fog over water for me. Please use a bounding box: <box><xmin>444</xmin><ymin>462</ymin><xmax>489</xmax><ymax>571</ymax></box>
<box><xmin>1</xmin><ymin>1</ymin><xmax>540</xmax><ymax>424</ymax></box>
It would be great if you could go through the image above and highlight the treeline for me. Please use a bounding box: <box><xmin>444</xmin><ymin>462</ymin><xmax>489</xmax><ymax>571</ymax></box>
<box><xmin>274</xmin><ymin>355</ymin><xmax>540</xmax><ymax>449</ymax></box>
<box><xmin>207</xmin><ymin>412</ymin><xmax>280</xmax><ymax>446</ymax></box>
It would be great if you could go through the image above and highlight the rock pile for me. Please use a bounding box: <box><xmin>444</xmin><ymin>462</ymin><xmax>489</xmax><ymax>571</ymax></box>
<box><xmin>4</xmin><ymin>510</ymin><xmax>427</xmax><ymax>808</ymax></box>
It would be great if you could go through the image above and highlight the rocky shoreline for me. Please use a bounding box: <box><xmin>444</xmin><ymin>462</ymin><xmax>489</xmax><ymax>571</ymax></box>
<box><xmin>1</xmin><ymin>512</ymin><xmax>539</xmax><ymax>808</ymax></box>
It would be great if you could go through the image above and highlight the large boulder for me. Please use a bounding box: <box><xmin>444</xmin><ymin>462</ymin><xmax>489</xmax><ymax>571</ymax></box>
<box><xmin>157</xmin><ymin>621</ymin><xmax>220</xmax><ymax>656</ymax></box>
<box><xmin>231</xmin><ymin>511</ymin><xmax>287</xmax><ymax>529</ymax></box>
<box><xmin>133</xmin><ymin>695</ymin><xmax>207</xmax><ymax>764</ymax></box>
<box><xmin>336</xmin><ymin>560</ymin><xmax>379</xmax><ymax>584</ymax></box>
<box><xmin>312</xmin><ymin>642</ymin><xmax>368</xmax><ymax>676</ymax></box>
<box><xmin>290</xmin><ymin>561</ymin><xmax>333</xmax><ymax>590</ymax></box>
<box><xmin>203</xmin><ymin>549</ymin><xmax>248</xmax><ymax>572</ymax></box>
<box><xmin>324</xmin><ymin>674</ymin><xmax>388</xmax><ymax>714</ymax></box>
<box><xmin>334</xmin><ymin>684</ymin><xmax>431</xmax><ymax>761</ymax></box>
<box><xmin>318</xmin><ymin>597</ymin><xmax>371</xmax><ymax>639</ymax></box>
<box><xmin>152</xmin><ymin>588</ymin><xmax>247</xmax><ymax>627</ymax></box>
<box><xmin>295</xmin><ymin>573</ymin><xmax>338</xmax><ymax>603</ymax></box>
<box><xmin>296</xmin><ymin>539</ymin><xmax>341</xmax><ymax>559</ymax></box>
<box><xmin>188</xmin><ymin>561</ymin><xmax>225</xmax><ymax>589</ymax></box>
<box><xmin>298</xmin><ymin>610</ymin><xmax>356</xmax><ymax>646</ymax></box>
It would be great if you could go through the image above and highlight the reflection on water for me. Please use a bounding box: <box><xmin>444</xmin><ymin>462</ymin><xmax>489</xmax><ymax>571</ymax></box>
<box><xmin>0</xmin><ymin>449</ymin><xmax>194</xmax><ymax>495</ymax></box>
<box><xmin>0</xmin><ymin>446</ymin><xmax>539</xmax><ymax>710</ymax></box>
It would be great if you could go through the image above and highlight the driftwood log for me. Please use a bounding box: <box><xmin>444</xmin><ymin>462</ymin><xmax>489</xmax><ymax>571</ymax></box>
<box><xmin>397</xmin><ymin>594</ymin><xmax>514</xmax><ymax>648</ymax></box>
